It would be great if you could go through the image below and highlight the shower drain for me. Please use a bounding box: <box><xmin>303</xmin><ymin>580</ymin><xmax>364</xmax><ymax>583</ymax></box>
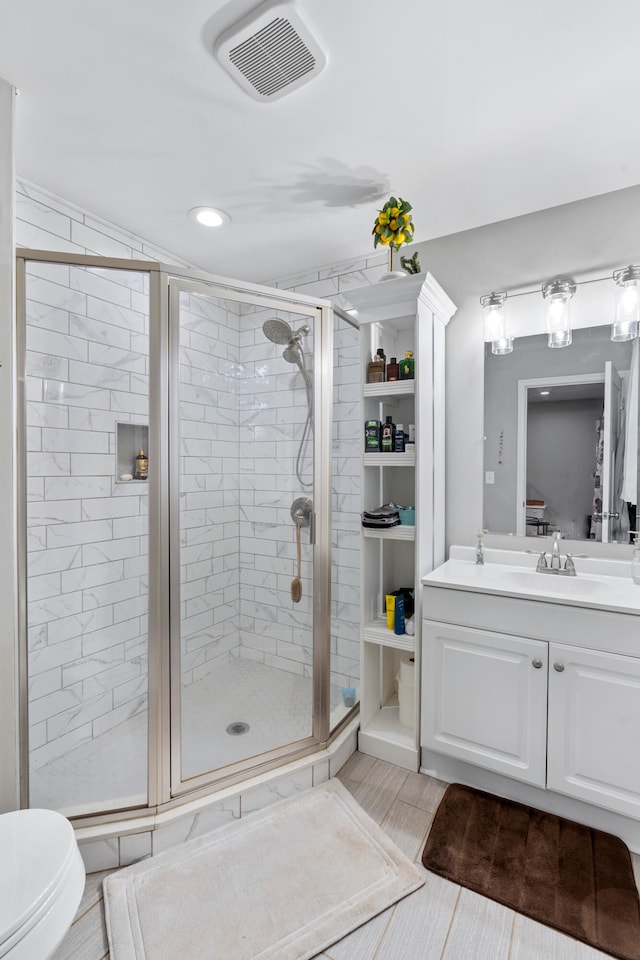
<box><xmin>226</xmin><ymin>721</ymin><xmax>250</xmax><ymax>736</ymax></box>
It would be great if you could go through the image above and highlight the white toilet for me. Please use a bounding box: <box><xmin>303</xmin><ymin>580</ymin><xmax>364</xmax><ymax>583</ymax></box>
<box><xmin>0</xmin><ymin>808</ymin><xmax>85</xmax><ymax>960</ymax></box>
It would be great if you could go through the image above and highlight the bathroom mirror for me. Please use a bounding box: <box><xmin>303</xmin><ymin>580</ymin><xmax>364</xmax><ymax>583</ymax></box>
<box><xmin>483</xmin><ymin>325</ymin><xmax>639</xmax><ymax>542</ymax></box>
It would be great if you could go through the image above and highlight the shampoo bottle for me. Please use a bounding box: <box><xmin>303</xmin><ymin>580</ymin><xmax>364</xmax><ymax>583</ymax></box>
<box><xmin>381</xmin><ymin>415</ymin><xmax>395</xmax><ymax>452</ymax></box>
<box><xmin>393</xmin><ymin>591</ymin><xmax>405</xmax><ymax>635</ymax></box>
<box><xmin>135</xmin><ymin>448</ymin><xmax>148</xmax><ymax>480</ymax></box>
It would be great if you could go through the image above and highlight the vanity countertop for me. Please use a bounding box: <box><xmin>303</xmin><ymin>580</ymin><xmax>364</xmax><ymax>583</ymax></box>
<box><xmin>423</xmin><ymin>545</ymin><xmax>640</xmax><ymax>616</ymax></box>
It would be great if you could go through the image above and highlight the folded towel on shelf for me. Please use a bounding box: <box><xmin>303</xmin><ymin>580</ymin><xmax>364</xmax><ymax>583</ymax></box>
<box><xmin>362</xmin><ymin>502</ymin><xmax>401</xmax><ymax>529</ymax></box>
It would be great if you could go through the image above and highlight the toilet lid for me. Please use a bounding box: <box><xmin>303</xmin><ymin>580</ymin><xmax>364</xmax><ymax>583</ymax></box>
<box><xmin>0</xmin><ymin>809</ymin><xmax>78</xmax><ymax>948</ymax></box>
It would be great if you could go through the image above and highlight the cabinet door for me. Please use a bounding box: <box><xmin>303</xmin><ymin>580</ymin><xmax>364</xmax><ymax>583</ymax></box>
<box><xmin>422</xmin><ymin>621</ymin><xmax>547</xmax><ymax>786</ymax></box>
<box><xmin>547</xmin><ymin>642</ymin><xmax>640</xmax><ymax>818</ymax></box>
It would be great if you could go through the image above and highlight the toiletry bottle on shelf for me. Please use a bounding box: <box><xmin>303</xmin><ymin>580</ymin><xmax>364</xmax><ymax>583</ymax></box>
<box><xmin>364</xmin><ymin>420</ymin><xmax>381</xmax><ymax>451</ymax></box>
<box><xmin>632</xmin><ymin>534</ymin><xmax>640</xmax><ymax>584</ymax></box>
<box><xmin>381</xmin><ymin>415</ymin><xmax>395</xmax><ymax>452</ymax></box>
<box><xmin>367</xmin><ymin>354</ymin><xmax>385</xmax><ymax>383</ymax></box>
<box><xmin>386</xmin><ymin>357</ymin><xmax>399</xmax><ymax>381</ymax></box>
<box><xmin>406</xmin><ymin>423</ymin><xmax>416</xmax><ymax>447</ymax></box>
<box><xmin>399</xmin><ymin>350</ymin><xmax>415</xmax><ymax>379</ymax></box>
<box><xmin>393</xmin><ymin>591</ymin><xmax>405</xmax><ymax>635</ymax></box>
<box><xmin>135</xmin><ymin>448</ymin><xmax>148</xmax><ymax>480</ymax></box>
<box><xmin>475</xmin><ymin>530</ymin><xmax>485</xmax><ymax>565</ymax></box>
<box><xmin>394</xmin><ymin>424</ymin><xmax>405</xmax><ymax>453</ymax></box>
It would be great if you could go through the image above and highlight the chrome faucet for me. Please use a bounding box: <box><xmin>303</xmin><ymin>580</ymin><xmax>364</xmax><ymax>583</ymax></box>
<box><xmin>531</xmin><ymin>533</ymin><xmax>586</xmax><ymax>577</ymax></box>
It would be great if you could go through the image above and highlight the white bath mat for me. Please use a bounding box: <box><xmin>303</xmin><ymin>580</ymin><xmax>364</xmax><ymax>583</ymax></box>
<box><xmin>103</xmin><ymin>779</ymin><xmax>424</xmax><ymax>960</ymax></box>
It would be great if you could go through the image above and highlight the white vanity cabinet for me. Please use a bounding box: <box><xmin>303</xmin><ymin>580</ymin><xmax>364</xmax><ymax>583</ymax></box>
<box><xmin>344</xmin><ymin>273</ymin><xmax>456</xmax><ymax>771</ymax></box>
<box><xmin>547</xmin><ymin>642</ymin><xmax>640</xmax><ymax>819</ymax></box>
<box><xmin>422</xmin><ymin>621</ymin><xmax>547</xmax><ymax>786</ymax></box>
<box><xmin>422</xmin><ymin>600</ymin><xmax>640</xmax><ymax>821</ymax></box>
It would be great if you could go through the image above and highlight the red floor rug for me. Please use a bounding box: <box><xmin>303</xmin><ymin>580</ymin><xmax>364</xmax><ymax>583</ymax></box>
<box><xmin>422</xmin><ymin>783</ymin><xmax>640</xmax><ymax>960</ymax></box>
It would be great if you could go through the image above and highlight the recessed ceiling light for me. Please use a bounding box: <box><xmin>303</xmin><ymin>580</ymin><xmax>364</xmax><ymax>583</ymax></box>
<box><xmin>540</xmin><ymin>390</ymin><xmax>550</xmax><ymax>396</ymax></box>
<box><xmin>187</xmin><ymin>206</ymin><xmax>231</xmax><ymax>228</ymax></box>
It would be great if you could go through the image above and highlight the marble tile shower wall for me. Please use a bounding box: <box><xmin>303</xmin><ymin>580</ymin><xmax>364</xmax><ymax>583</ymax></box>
<box><xmin>329</xmin><ymin>316</ymin><xmax>361</xmax><ymax>691</ymax></box>
<box><xmin>237</xmin><ymin>305</ymin><xmax>315</xmax><ymax>676</ymax></box>
<box><xmin>25</xmin><ymin>260</ymin><xmax>150</xmax><ymax>770</ymax></box>
<box><xmin>178</xmin><ymin>291</ymin><xmax>241</xmax><ymax>685</ymax></box>
<box><xmin>270</xmin><ymin>257</ymin><xmax>389</xmax><ymax>695</ymax></box>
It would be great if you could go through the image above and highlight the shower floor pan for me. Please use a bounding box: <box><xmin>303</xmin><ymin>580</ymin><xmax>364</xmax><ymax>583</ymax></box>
<box><xmin>29</xmin><ymin>658</ymin><xmax>346</xmax><ymax>817</ymax></box>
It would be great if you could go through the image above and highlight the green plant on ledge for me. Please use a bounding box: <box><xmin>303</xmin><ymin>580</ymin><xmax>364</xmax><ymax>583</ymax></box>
<box><xmin>400</xmin><ymin>251</ymin><xmax>421</xmax><ymax>274</ymax></box>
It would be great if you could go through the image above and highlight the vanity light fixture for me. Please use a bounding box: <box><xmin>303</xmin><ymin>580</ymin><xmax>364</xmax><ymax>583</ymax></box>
<box><xmin>542</xmin><ymin>276</ymin><xmax>576</xmax><ymax>348</ymax></box>
<box><xmin>612</xmin><ymin>265</ymin><xmax>640</xmax><ymax>341</ymax></box>
<box><xmin>481</xmin><ymin>291</ymin><xmax>512</xmax><ymax>355</ymax></box>
<box><xmin>187</xmin><ymin>206</ymin><xmax>231</xmax><ymax>228</ymax></box>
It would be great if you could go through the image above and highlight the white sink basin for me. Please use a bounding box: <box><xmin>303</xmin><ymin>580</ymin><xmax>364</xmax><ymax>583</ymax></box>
<box><xmin>423</xmin><ymin>551</ymin><xmax>640</xmax><ymax>614</ymax></box>
<box><xmin>502</xmin><ymin>570</ymin><xmax>601</xmax><ymax>597</ymax></box>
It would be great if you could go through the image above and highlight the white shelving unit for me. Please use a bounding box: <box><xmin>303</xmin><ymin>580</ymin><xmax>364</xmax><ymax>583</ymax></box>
<box><xmin>345</xmin><ymin>273</ymin><xmax>456</xmax><ymax>771</ymax></box>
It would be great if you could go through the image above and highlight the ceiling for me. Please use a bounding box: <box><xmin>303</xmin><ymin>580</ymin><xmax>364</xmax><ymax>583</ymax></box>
<box><xmin>2</xmin><ymin>0</ymin><xmax>640</xmax><ymax>283</ymax></box>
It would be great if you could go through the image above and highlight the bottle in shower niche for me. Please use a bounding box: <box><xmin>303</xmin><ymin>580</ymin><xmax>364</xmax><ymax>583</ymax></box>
<box><xmin>381</xmin><ymin>415</ymin><xmax>395</xmax><ymax>452</ymax></box>
<box><xmin>135</xmin><ymin>448</ymin><xmax>148</xmax><ymax>480</ymax></box>
<box><xmin>399</xmin><ymin>350</ymin><xmax>415</xmax><ymax>379</ymax></box>
<box><xmin>386</xmin><ymin>357</ymin><xmax>399</xmax><ymax>381</ymax></box>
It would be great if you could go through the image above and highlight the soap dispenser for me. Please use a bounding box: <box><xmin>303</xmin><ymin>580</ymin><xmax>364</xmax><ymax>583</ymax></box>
<box><xmin>475</xmin><ymin>530</ymin><xmax>486</xmax><ymax>565</ymax></box>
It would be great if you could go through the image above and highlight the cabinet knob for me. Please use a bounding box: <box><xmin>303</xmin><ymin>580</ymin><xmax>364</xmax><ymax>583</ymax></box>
<box><xmin>553</xmin><ymin>662</ymin><xmax>565</xmax><ymax>672</ymax></box>
<box><xmin>531</xmin><ymin>658</ymin><xmax>543</xmax><ymax>669</ymax></box>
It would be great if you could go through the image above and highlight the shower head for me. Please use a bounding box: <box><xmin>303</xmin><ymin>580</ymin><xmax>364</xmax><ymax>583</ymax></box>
<box><xmin>263</xmin><ymin>318</ymin><xmax>293</xmax><ymax>345</ymax></box>
<box><xmin>263</xmin><ymin>318</ymin><xmax>310</xmax><ymax>346</ymax></box>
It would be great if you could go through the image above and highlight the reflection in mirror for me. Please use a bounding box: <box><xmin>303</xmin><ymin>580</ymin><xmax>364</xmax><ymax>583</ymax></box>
<box><xmin>484</xmin><ymin>325</ymin><xmax>639</xmax><ymax>543</ymax></box>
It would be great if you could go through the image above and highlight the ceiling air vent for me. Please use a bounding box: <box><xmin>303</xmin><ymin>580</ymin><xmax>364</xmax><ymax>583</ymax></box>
<box><xmin>214</xmin><ymin>0</ymin><xmax>327</xmax><ymax>102</ymax></box>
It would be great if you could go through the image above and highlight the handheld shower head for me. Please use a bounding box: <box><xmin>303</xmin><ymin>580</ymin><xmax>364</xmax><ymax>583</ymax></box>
<box><xmin>283</xmin><ymin>340</ymin><xmax>312</xmax><ymax>391</ymax></box>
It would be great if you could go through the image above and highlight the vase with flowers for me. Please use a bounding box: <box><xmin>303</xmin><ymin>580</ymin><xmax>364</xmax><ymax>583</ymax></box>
<box><xmin>372</xmin><ymin>196</ymin><xmax>415</xmax><ymax>280</ymax></box>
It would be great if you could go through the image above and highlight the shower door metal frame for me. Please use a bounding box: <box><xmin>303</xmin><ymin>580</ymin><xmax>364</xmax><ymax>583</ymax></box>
<box><xmin>166</xmin><ymin>276</ymin><xmax>333</xmax><ymax>799</ymax></box>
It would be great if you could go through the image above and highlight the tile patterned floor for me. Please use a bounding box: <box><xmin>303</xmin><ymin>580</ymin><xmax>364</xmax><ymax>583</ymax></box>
<box><xmin>31</xmin><ymin>659</ymin><xmax>346</xmax><ymax>815</ymax></box>
<box><xmin>53</xmin><ymin>751</ymin><xmax>640</xmax><ymax>960</ymax></box>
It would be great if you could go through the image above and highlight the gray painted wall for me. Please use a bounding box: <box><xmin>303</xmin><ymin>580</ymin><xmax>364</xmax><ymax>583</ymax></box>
<box><xmin>527</xmin><ymin>398</ymin><xmax>602</xmax><ymax>540</ymax></box>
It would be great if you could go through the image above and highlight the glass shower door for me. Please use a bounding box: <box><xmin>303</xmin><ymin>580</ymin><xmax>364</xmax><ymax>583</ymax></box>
<box><xmin>23</xmin><ymin>259</ymin><xmax>151</xmax><ymax>816</ymax></box>
<box><xmin>169</xmin><ymin>279</ymin><xmax>325</xmax><ymax>792</ymax></box>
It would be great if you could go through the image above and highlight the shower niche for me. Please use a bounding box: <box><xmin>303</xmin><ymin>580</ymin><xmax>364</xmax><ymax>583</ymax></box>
<box><xmin>116</xmin><ymin>422</ymin><xmax>149</xmax><ymax>482</ymax></box>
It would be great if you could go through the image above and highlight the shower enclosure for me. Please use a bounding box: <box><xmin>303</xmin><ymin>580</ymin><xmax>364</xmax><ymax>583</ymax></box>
<box><xmin>18</xmin><ymin>251</ymin><xmax>361</xmax><ymax>819</ymax></box>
